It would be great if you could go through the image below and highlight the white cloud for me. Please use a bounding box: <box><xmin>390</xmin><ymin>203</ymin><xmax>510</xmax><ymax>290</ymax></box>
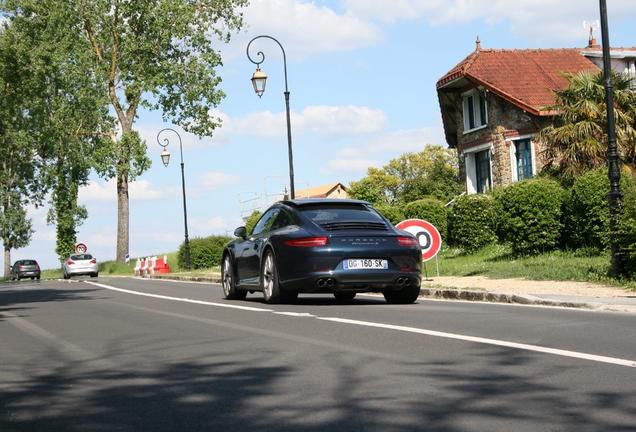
<box><xmin>190</xmin><ymin>216</ymin><xmax>229</xmax><ymax>235</ymax></box>
<box><xmin>302</xmin><ymin>105</ymin><xmax>389</xmax><ymax>140</ymax></box>
<box><xmin>319</xmin><ymin>125</ymin><xmax>446</xmax><ymax>176</ymax></box>
<box><xmin>319</xmin><ymin>158</ymin><xmax>383</xmax><ymax>175</ymax></box>
<box><xmin>79</xmin><ymin>179</ymin><xmax>164</xmax><ymax>202</ymax></box>
<box><xmin>196</xmin><ymin>172</ymin><xmax>242</xmax><ymax>190</ymax></box>
<box><xmin>343</xmin><ymin>0</ymin><xmax>636</xmax><ymax>44</ymax></box>
<box><xmin>221</xmin><ymin>0</ymin><xmax>384</xmax><ymax>62</ymax></box>
<box><xmin>230</xmin><ymin>104</ymin><xmax>389</xmax><ymax>141</ymax></box>
<box><xmin>336</xmin><ymin>126</ymin><xmax>445</xmax><ymax>158</ymax></box>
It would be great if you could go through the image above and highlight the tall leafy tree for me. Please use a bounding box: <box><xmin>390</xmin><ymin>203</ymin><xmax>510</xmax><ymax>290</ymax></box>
<box><xmin>0</xmin><ymin>21</ymin><xmax>42</xmax><ymax>277</ymax></box>
<box><xmin>349</xmin><ymin>145</ymin><xmax>462</xmax><ymax>205</ymax></box>
<box><xmin>537</xmin><ymin>70</ymin><xmax>636</xmax><ymax>178</ymax></box>
<box><xmin>1</xmin><ymin>0</ymin><xmax>248</xmax><ymax>263</ymax></box>
<box><xmin>18</xmin><ymin>2</ymin><xmax>113</xmax><ymax>262</ymax></box>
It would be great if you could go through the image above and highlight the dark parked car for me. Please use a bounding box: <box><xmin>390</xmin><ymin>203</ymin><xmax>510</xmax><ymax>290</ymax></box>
<box><xmin>221</xmin><ymin>199</ymin><xmax>422</xmax><ymax>304</ymax></box>
<box><xmin>63</xmin><ymin>253</ymin><xmax>99</xmax><ymax>279</ymax></box>
<box><xmin>11</xmin><ymin>259</ymin><xmax>41</xmax><ymax>281</ymax></box>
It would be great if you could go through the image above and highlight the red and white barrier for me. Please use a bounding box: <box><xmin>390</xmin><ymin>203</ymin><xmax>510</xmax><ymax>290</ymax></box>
<box><xmin>134</xmin><ymin>256</ymin><xmax>170</xmax><ymax>276</ymax></box>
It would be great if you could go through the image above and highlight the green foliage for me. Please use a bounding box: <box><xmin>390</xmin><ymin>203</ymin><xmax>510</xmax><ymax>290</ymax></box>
<box><xmin>537</xmin><ymin>70</ymin><xmax>636</xmax><ymax>177</ymax></box>
<box><xmin>448</xmin><ymin>194</ymin><xmax>497</xmax><ymax>252</ymax></box>
<box><xmin>402</xmin><ymin>198</ymin><xmax>447</xmax><ymax>240</ymax></box>
<box><xmin>1</xmin><ymin>0</ymin><xmax>248</xmax><ymax>262</ymax></box>
<box><xmin>178</xmin><ymin>235</ymin><xmax>233</xmax><ymax>270</ymax></box>
<box><xmin>562</xmin><ymin>168</ymin><xmax>608</xmax><ymax>250</ymax></box>
<box><xmin>0</xmin><ymin>190</ymin><xmax>33</xmax><ymax>250</ymax></box>
<box><xmin>373</xmin><ymin>203</ymin><xmax>405</xmax><ymax>226</ymax></box>
<box><xmin>617</xmin><ymin>176</ymin><xmax>636</xmax><ymax>279</ymax></box>
<box><xmin>349</xmin><ymin>145</ymin><xmax>462</xmax><ymax>205</ymax></box>
<box><xmin>494</xmin><ymin>178</ymin><xmax>566</xmax><ymax>256</ymax></box>
<box><xmin>347</xmin><ymin>178</ymin><xmax>382</xmax><ymax>205</ymax></box>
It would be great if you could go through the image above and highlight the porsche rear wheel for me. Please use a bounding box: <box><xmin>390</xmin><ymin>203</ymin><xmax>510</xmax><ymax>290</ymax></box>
<box><xmin>261</xmin><ymin>251</ymin><xmax>296</xmax><ymax>304</ymax></box>
<box><xmin>222</xmin><ymin>254</ymin><xmax>246</xmax><ymax>300</ymax></box>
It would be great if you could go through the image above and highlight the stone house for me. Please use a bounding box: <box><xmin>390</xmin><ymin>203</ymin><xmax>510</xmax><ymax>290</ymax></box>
<box><xmin>436</xmin><ymin>37</ymin><xmax>636</xmax><ymax>194</ymax></box>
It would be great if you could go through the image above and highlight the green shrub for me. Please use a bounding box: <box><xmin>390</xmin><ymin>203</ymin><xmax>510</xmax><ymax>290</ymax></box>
<box><xmin>402</xmin><ymin>197</ymin><xmax>447</xmax><ymax>240</ymax></box>
<box><xmin>563</xmin><ymin>167</ymin><xmax>635</xmax><ymax>252</ymax></box>
<box><xmin>562</xmin><ymin>168</ymin><xmax>611</xmax><ymax>250</ymax></box>
<box><xmin>373</xmin><ymin>203</ymin><xmax>405</xmax><ymax>225</ymax></box>
<box><xmin>178</xmin><ymin>235</ymin><xmax>233</xmax><ymax>269</ymax></box>
<box><xmin>448</xmin><ymin>194</ymin><xmax>497</xmax><ymax>252</ymax></box>
<box><xmin>617</xmin><ymin>174</ymin><xmax>636</xmax><ymax>278</ymax></box>
<box><xmin>495</xmin><ymin>178</ymin><xmax>565</xmax><ymax>255</ymax></box>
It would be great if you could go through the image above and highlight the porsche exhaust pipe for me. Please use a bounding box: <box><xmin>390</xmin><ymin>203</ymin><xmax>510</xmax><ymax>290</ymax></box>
<box><xmin>396</xmin><ymin>277</ymin><xmax>405</xmax><ymax>286</ymax></box>
<box><xmin>316</xmin><ymin>277</ymin><xmax>336</xmax><ymax>288</ymax></box>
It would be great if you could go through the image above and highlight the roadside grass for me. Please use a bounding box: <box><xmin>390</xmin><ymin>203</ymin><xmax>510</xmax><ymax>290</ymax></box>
<box><xmin>426</xmin><ymin>244</ymin><xmax>636</xmax><ymax>290</ymax></box>
<box><xmin>9</xmin><ymin>244</ymin><xmax>636</xmax><ymax>290</ymax></box>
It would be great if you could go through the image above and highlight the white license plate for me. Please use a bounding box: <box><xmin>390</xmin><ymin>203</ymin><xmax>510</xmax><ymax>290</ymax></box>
<box><xmin>343</xmin><ymin>259</ymin><xmax>388</xmax><ymax>270</ymax></box>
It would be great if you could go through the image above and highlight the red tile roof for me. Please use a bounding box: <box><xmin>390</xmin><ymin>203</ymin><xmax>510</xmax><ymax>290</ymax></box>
<box><xmin>437</xmin><ymin>48</ymin><xmax>600</xmax><ymax>115</ymax></box>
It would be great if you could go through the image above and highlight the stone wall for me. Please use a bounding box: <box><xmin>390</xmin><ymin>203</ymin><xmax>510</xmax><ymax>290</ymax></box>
<box><xmin>453</xmin><ymin>91</ymin><xmax>551</xmax><ymax>190</ymax></box>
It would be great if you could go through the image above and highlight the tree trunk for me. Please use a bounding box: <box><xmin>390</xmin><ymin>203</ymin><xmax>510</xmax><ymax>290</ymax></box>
<box><xmin>4</xmin><ymin>247</ymin><xmax>10</xmax><ymax>278</ymax></box>
<box><xmin>116</xmin><ymin>168</ymin><xmax>129</xmax><ymax>263</ymax></box>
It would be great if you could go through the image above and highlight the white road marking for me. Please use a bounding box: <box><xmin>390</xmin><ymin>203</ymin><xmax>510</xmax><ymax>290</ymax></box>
<box><xmin>86</xmin><ymin>281</ymin><xmax>272</xmax><ymax>312</ymax></box>
<box><xmin>86</xmin><ymin>281</ymin><xmax>636</xmax><ymax>368</ymax></box>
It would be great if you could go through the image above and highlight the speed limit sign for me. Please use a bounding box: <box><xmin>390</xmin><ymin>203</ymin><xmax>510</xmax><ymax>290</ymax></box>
<box><xmin>75</xmin><ymin>243</ymin><xmax>87</xmax><ymax>254</ymax></box>
<box><xmin>395</xmin><ymin>219</ymin><xmax>442</xmax><ymax>262</ymax></box>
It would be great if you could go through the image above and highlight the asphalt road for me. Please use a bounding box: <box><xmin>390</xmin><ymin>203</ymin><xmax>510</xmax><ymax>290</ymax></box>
<box><xmin>1</xmin><ymin>277</ymin><xmax>635</xmax><ymax>431</ymax></box>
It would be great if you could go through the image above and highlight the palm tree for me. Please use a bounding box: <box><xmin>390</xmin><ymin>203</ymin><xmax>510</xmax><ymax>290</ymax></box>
<box><xmin>537</xmin><ymin>70</ymin><xmax>636</xmax><ymax>177</ymax></box>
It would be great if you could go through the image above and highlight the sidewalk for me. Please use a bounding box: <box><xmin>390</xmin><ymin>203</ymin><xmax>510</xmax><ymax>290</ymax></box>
<box><xmin>420</xmin><ymin>276</ymin><xmax>636</xmax><ymax>313</ymax></box>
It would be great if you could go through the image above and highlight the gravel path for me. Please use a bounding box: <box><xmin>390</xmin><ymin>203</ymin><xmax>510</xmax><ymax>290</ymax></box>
<box><xmin>421</xmin><ymin>276</ymin><xmax>633</xmax><ymax>298</ymax></box>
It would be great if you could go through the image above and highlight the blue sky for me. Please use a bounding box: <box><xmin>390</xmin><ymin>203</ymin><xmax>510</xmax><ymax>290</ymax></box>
<box><xmin>16</xmin><ymin>0</ymin><xmax>636</xmax><ymax>270</ymax></box>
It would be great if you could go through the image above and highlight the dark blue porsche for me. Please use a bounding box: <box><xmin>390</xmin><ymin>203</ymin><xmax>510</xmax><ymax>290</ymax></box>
<box><xmin>221</xmin><ymin>199</ymin><xmax>422</xmax><ymax>304</ymax></box>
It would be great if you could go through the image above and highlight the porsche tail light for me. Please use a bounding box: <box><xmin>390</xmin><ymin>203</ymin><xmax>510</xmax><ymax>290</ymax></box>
<box><xmin>285</xmin><ymin>237</ymin><xmax>328</xmax><ymax>247</ymax></box>
<box><xmin>397</xmin><ymin>236</ymin><xmax>419</xmax><ymax>246</ymax></box>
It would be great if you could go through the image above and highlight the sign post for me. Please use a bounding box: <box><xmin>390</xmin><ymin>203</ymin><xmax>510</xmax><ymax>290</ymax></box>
<box><xmin>396</xmin><ymin>219</ymin><xmax>442</xmax><ymax>279</ymax></box>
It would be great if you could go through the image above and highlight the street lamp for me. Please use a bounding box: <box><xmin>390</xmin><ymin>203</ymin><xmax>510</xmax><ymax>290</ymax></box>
<box><xmin>599</xmin><ymin>0</ymin><xmax>622</xmax><ymax>278</ymax></box>
<box><xmin>246</xmin><ymin>35</ymin><xmax>295</xmax><ymax>199</ymax></box>
<box><xmin>157</xmin><ymin>128</ymin><xmax>191</xmax><ymax>270</ymax></box>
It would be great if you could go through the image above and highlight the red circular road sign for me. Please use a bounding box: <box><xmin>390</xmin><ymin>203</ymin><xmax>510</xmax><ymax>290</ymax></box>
<box><xmin>75</xmin><ymin>243</ymin><xmax>87</xmax><ymax>254</ymax></box>
<box><xmin>395</xmin><ymin>219</ymin><xmax>442</xmax><ymax>262</ymax></box>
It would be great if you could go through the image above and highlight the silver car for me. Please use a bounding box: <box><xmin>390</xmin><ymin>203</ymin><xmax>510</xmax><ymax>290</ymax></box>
<box><xmin>63</xmin><ymin>253</ymin><xmax>99</xmax><ymax>279</ymax></box>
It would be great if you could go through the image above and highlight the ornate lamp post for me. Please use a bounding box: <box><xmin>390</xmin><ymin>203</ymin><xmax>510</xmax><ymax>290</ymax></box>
<box><xmin>246</xmin><ymin>35</ymin><xmax>295</xmax><ymax>199</ymax></box>
<box><xmin>157</xmin><ymin>128</ymin><xmax>191</xmax><ymax>270</ymax></box>
<box><xmin>599</xmin><ymin>0</ymin><xmax>622</xmax><ymax>278</ymax></box>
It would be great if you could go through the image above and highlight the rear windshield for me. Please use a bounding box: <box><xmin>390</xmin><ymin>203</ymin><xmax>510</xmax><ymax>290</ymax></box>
<box><xmin>71</xmin><ymin>254</ymin><xmax>93</xmax><ymax>260</ymax></box>
<box><xmin>299</xmin><ymin>204</ymin><xmax>384</xmax><ymax>223</ymax></box>
<box><xmin>21</xmin><ymin>260</ymin><xmax>38</xmax><ymax>265</ymax></box>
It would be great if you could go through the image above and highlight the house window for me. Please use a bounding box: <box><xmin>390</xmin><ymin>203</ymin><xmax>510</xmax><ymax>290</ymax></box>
<box><xmin>463</xmin><ymin>90</ymin><xmax>488</xmax><ymax>132</ymax></box>
<box><xmin>626</xmin><ymin>60</ymin><xmax>636</xmax><ymax>90</ymax></box>
<box><xmin>475</xmin><ymin>150</ymin><xmax>491</xmax><ymax>193</ymax></box>
<box><xmin>515</xmin><ymin>139</ymin><xmax>533</xmax><ymax>180</ymax></box>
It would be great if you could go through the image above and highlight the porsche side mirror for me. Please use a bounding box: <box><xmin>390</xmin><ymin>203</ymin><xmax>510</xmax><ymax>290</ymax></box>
<box><xmin>234</xmin><ymin>226</ymin><xmax>247</xmax><ymax>239</ymax></box>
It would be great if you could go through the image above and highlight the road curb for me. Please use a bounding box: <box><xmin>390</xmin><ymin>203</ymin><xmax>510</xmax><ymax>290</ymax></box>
<box><xmin>418</xmin><ymin>287</ymin><xmax>602</xmax><ymax>310</ymax></box>
<box><xmin>145</xmin><ymin>274</ymin><xmax>635</xmax><ymax>312</ymax></box>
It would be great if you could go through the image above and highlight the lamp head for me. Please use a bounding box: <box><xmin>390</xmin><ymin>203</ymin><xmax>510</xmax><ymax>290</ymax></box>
<box><xmin>251</xmin><ymin>68</ymin><xmax>267</xmax><ymax>98</ymax></box>
<box><xmin>161</xmin><ymin>148</ymin><xmax>171</xmax><ymax>167</ymax></box>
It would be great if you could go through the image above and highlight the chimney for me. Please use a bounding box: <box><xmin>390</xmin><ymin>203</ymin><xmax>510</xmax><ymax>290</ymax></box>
<box><xmin>476</xmin><ymin>36</ymin><xmax>482</xmax><ymax>51</ymax></box>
